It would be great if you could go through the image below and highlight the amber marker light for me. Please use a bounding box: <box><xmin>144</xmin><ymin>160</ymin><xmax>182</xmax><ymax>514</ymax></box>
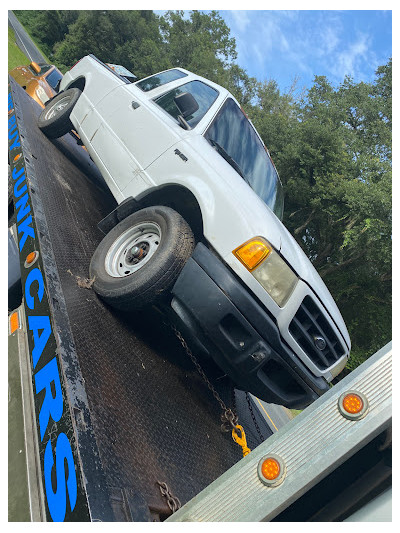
<box><xmin>233</xmin><ymin>237</ymin><xmax>271</xmax><ymax>271</ymax></box>
<box><xmin>343</xmin><ymin>394</ymin><xmax>363</xmax><ymax>413</ymax></box>
<box><xmin>262</xmin><ymin>457</ymin><xmax>280</xmax><ymax>479</ymax></box>
<box><xmin>13</xmin><ymin>153</ymin><xmax>22</xmax><ymax>162</ymax></box>
<box><xmin>258</xmin><ymin>454</ymin><xmax>286</xmax><ymax>487</ymax></box>
<box><xmin>10</xmin><ymin>311</ymin><xmax>19</xmax><ymax>334</ymax></box>
<box><xmin>24</xmin><ymin>251</ymin><xmax>39</xmax><ymax>268</ymax></box>
<box><xmin>338</xmin><ymin>390</ymin><xmax>368</xmax><ymax>420</ymax></box>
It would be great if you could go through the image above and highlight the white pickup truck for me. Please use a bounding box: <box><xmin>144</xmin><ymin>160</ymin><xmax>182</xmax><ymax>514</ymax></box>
<box><xmin>37</xmin><ymin>54</ymin><xmax>350</xmax><ymax>408</ymax></box>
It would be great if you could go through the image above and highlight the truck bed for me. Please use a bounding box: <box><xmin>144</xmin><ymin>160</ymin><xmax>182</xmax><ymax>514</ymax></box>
<box><xmin>8</xmin><ymin>79</ymin><xmax>273</xmax><ymax>521</ymax></box>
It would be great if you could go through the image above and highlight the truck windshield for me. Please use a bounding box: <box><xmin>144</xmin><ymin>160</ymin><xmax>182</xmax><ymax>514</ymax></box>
<box><xmin>205</xmin><ymin>98</ymin><xmax>284</xmax><ymax>220</ymax></box>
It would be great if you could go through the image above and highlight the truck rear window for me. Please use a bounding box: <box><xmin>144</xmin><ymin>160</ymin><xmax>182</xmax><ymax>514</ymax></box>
<box><xmin>136</xmin><ymin>69</ymin><xmax>187</xmax><ymax>92</ymax></box>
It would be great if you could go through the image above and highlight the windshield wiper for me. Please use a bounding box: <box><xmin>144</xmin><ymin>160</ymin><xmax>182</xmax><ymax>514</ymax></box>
<box><xmin>208</xmin><ymin>138</ymin><xmax>248</xmax><ymax>182</ymax></box>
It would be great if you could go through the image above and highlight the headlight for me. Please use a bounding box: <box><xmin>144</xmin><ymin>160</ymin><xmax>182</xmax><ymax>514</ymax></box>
<box><xmin>35</xmin><ymin>85</ymin><xmax>50</xmax><ymax>104</ymax></box>
<box><xmin>233</xmin><ymin>237</ymin><xmax>298</xmax><ymax>307</ymax></box>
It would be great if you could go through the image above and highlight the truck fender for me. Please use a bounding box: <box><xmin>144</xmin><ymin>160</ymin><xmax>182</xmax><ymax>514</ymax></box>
<box><xmin>98</xmin><ymin>184</ymin><xmax>205</xmax><ymax>242</ymax></box>
<box><xmin>97</xmin><ymin>196</ymin><xmax>141</xmax><ymax>234</ymax></box>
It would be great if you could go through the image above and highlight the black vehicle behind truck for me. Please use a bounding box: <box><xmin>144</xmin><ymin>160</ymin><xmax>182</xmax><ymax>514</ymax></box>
<box><xmin>8</xmin><ymin>77</ymin><xmax>277</xmax><ymax>522</ymax></box>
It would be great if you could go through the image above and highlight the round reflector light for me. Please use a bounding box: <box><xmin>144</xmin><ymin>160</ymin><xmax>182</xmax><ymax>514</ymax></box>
<box><xmin>338</xmin><ymin>390</ymin><xmax>368</xmax><ymax>420</ymax></box>
<box><xmin>258</xmin><ymin>453</ymin><xmax>286</xmax><ymax>487</ymax></box>
<box><xmin>24</xmin><ymin>251</ymin><xmax>39</xmax><ymax>268</ymax></box>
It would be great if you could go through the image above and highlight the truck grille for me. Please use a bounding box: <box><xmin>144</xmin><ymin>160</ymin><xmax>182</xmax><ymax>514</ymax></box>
<box><xmin>289</xmin><ymin>296</ymin><xmax>345</xmax><ymax>370</ymax></box>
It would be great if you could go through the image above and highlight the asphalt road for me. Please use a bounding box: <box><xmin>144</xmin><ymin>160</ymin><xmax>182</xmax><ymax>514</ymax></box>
<box><xmin>8</xmin><ymin>10</ymin><xmax>47</xmax><ymax>64</ymax></box>
<box><xmin>7</xmin><ymin>9</ymin><xmax>292</xmax><ymax>436</ymax></box>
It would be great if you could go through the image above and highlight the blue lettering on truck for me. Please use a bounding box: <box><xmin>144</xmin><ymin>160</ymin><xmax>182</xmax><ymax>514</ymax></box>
<box><xmin>44</xmin><ymin>433</ymin><xmax>78</xmax><ymax>522</ymax></box>
<box><xmin>25</xmin><ymin>268</ymin><xmax>77</xmax><ymax>520</ymax></box>
<box><xmin>8</xmin><ymin>90</ymin><xmax>84</xmax><ymax>521</ymax></box>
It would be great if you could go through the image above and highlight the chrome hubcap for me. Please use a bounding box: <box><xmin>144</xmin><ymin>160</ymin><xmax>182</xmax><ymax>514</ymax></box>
<box><xmin>44</xmin><ymin>95</ymin><xmax>71</xmax><ymax>120</ymax></box>
<box><xmin>105</xmin><ymin>222</ymin><xmax>162</xmax><ymax>278</ymax></box>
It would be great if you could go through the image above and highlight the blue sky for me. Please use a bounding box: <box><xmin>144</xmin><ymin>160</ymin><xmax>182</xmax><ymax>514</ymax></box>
<box><xmin>219</xmin><ymin>10</ymin><xmax>392</xmax><ymax>91</ymax></box>
<box><xmin>155</xmin><ymin>7</ymin><xmax>392</xmax><ymax>93</ymax></box>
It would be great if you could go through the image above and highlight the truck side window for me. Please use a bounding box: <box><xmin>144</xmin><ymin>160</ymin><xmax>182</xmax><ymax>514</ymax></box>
<box><xmin>136</xmin><ymin>69</ymin><xmax>187</xmax><ymax>92</ymax></box>
<box><xmin>154</xmin><ymin>81</ymin><xmax>219</xmax><ymax>128</ymax></box>
<box><xmin>205</xmin><ymin>98</ymin><xmax>284</xmax><ymax>220</ymax></box>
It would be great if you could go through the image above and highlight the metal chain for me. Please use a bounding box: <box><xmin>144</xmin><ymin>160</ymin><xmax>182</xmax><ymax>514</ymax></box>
<box><xmin>231</xmin><ymin>387</ymin><xmax>237</xmax><ymax>420</ymax></box>
<box><xmin>155</xmin><ymin>326</ymin><xmax>242</xmax><ymax>516</ymax></box>
<box><xmin>156</xmin><ymin>481</ymin><xmax>181</xmax><ymax>514</ymax></box>
<box><xmin>171</xmin><ymin>325</ymin><xmax>238</xmax><ymax>432</ymax></box>
<box><xmin>245</xmin><ymin>392</ymin><xmax>265</xmax><ymax>443</ymax></box>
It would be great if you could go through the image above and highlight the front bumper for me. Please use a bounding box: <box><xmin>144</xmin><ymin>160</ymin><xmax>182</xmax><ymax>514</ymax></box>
<box><xmin>171</xmin><ymin>244</ymin><xmax>330</xmax><ymax>409</ymax></box>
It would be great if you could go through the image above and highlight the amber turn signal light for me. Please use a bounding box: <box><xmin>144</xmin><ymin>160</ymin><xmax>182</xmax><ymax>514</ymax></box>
<box><xmin>233</xmin><ymin>238</ymin><xmax>271</xmax><ymax>271</ymax></box>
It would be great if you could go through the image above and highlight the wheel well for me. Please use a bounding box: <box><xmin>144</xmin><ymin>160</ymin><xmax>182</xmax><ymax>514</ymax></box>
<box><xmin>67</xmin><ymin>76</ymin><xmax>86</xmax><ymax>93</ymax></box>
<box><xmin>139</xmin><ymin>185</ymin><xmax>204</xmax><ymax>242</ymax></box>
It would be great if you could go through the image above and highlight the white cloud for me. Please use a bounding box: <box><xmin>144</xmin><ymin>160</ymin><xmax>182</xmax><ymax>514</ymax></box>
<box><xmin>321</xmin><ymin>26</ymin><xmax>341</xmax><ymax>55</ymax></box>
<box><xmin>258</xmin><ymin>13</ymin><xmax>292</xmax><ymax>54</ymax></box>
<box><xmin>233</xmin><ymin>11</ymin><xmax>311</xmax><ymax>81</ymax></box>
<box><xmin>230</xmin><ymin>10</ymin><xmax>251</xmax><ymax>33</ymax></box>
<box><xmin>332</xmin><ymin>33</ymin><xmax>371</xmax><ymax>79</ymax></box>
<box><xmin>251</xmin><ymin>42</ymin><xmax>264</xmax><ymax>68</ymax></box>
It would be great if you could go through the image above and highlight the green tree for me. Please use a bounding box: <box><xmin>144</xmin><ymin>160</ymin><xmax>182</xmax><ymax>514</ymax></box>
<box><xmin>271</xmin><ymin>64</ymin><xmax>392</xmax><ymax>365</ymax></box>
<box><xmin>14</xmin><ymin>10</ymin><xmax>79</xmax><ymax>60</ymax></box>
<box><xmin>159</xmin><ymin>10</ymin><xmax>256</xmax><ymax>104</ymax></box>
<box><xmin>159</xmin><ymin>10</ymin><xmax>237</xmax><ymax>71</ymax></box>
<box><xmin>54</xmin><ymin>11</ymin><xmax>168</xmax><ymax>77</ymax></box>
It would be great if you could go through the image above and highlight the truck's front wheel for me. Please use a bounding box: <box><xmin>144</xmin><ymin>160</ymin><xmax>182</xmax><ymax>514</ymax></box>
<box><xmin>90</xmin><ymin>206</ymin><xmax>195</xmax><ymax>311</ymax></box>
<box><xmin>37</xmin><ymin>88</ymin><xmax>81</xmax><ymax>138</ymax></box>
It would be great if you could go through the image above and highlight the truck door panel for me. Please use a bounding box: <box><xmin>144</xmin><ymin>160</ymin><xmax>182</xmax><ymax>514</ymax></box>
<box><xmin>91</xmin><ymin>85</ymin><xmax>182</xmax><ymax>172</ymax></box>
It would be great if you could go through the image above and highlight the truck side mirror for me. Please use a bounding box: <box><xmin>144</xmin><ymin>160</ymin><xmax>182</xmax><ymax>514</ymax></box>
<box><xmin>174</xmin><ymin>92</ymin><xmax>199</xmax><ymax>119</ymax></box>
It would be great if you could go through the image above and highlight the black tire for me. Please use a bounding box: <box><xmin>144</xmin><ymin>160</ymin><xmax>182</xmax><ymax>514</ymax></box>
<box><xmin>89</xmin><ymin>206</ymin><xmax>195</xmax><ymax>311</ymax></box>
<box><xmin>37</xmin><ymin>88</ymin><xmax>81</xmax><ymax>138</ymax></box>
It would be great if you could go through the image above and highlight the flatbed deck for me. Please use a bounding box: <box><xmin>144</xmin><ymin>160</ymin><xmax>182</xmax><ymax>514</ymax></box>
<box><xmin>8</xmin><ymin>78</ymin><xmax>273</xmax><ymax>521</ymax></box>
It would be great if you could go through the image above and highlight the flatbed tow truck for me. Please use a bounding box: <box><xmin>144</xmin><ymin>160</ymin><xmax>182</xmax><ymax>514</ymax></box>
<box><xmin>8</xmin><ymin>77</ymin><xmax>392</xmax><ymax>522</ymax></box>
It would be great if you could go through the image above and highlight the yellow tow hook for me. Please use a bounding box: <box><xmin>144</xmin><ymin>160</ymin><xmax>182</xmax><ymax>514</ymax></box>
<box><xmin>232</xmin><ymin>424</ymin><xmax>251</xmax><ymax>457</ymax></box>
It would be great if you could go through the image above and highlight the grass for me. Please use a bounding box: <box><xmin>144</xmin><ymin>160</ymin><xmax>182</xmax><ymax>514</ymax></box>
<box><xmin>290</xmin><ymin>409</ymin><xmax>303</xmax><ymax>418</ymax></box>
<box><xmin>8</xmin><ymin>27</ymin><xmax>29</xmax><ymax>72</ymax></box>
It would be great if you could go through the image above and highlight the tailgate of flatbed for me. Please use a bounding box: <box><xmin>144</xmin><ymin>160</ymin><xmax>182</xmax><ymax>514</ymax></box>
<box><xmin>8</xmin><ymin>78</ymin><xmax>272</xmax><ymax>521</ymax></box>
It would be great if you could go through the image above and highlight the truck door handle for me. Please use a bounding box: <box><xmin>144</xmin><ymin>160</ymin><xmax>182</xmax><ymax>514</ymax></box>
<box><xmin>131</xmin><ymin>101</ymin><xmax>140</xmax><ymax>110</ymax></box>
